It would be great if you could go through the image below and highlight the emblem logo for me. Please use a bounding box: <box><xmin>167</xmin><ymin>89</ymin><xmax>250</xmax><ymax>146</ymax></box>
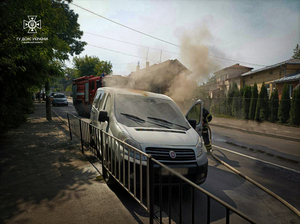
<box><xmin>23</xmin><ymin>15</ymin><xmax>41</xmax><ymax>34</ymax></box>
<box><xmin>169</xmin><ymin>151</ymin><xmax>176</xmax><ymax>159</ymax></box>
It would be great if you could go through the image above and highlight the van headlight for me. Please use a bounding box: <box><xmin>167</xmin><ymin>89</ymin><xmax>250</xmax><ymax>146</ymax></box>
<box><xmin>118</xmin><ymin>133</ymin><xmax>146</xmax><ymax>161</ymax></box>
<box><xmin>196</xmin><ymin>137</ymin><xmax>203</xmax><ymax>157</ymax></box>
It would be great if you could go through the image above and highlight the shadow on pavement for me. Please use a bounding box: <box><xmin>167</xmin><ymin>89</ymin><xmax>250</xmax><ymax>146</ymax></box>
<box><xmin>0</xmin><ymin>104</ymin><xmax>101</xmax><ymax>223</ymax></box>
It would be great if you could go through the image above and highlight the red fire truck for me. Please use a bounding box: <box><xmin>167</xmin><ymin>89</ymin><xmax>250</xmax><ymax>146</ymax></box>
<box><xmin>72</xmin><ymin>75</ymin><xmax>132</xmax><ymax>117</ymax></box>
<box><xmin>72</xmin><ymin>75</ymin><xmax>103</xmax><ymax>117</ymax></box>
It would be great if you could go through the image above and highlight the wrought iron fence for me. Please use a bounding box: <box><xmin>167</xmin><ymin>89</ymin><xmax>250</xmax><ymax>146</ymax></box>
<box><xmin>67</xmin><ymin>113</ymin><xmax>256</xmax><ymax>224</ymax></box>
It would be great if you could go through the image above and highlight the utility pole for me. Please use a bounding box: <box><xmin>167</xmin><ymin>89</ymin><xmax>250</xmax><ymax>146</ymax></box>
<box><xmin>160</xmin><ymin>50</ymin><xmax>162</xmax><ymax>63</ymax></box>
<box><xmin>146</xmin><ymin>48</ymin><xmax>149</xmax><ymax>67</ymax></box>
<box><xmin>45</xmin><ymin>81</ymin><xmax>52</xmax><ymax>120</ymax></box>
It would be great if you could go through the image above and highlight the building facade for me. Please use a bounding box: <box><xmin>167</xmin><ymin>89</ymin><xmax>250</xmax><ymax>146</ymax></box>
<box><xmin>241</xmin><ymin>59</ymin><xmax>300</xmax><ymax>97</ymax></box>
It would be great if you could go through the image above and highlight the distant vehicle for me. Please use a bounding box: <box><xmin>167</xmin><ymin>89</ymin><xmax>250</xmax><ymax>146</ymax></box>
<box><xmin>52</xmin><ymin>93</ymin><xmax>68</xmax><ymax>106</ymax></box>
<box><xmin>90</xmin><ymin>87</ymin><xmax>208</xmax><ymax>185</ymax></box>
<box><xmin>50</xmin><ymin>92</ymin><xmax>58</xmax><ymax>102</ymax></box>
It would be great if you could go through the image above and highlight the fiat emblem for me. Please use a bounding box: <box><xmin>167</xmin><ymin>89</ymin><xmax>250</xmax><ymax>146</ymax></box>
<box><xmin>169</xmin><ymin>151</ymin><xmax>176</xmax><ymax>159</ymax></box>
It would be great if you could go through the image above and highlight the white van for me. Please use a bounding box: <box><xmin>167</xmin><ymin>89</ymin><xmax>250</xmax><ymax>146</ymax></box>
<box><xmin>90</xmin><ymin>87</ymin><xmax>208</xmax><ymax>185</ymax></box>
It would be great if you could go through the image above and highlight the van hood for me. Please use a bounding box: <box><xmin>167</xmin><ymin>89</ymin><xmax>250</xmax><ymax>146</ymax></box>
<box><xmin>120</xmin><ymin>125</ymin><xmax>199</xmax><ymax>146</ymax></box>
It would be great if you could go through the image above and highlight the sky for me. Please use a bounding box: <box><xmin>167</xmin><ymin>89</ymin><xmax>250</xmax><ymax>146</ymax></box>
<box><xmin>67</xmin><ymin>0</ymin><xmax>300</xmax><ymax>83</ymax></box>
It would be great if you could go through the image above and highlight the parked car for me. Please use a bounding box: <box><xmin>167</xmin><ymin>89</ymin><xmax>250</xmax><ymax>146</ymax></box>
<box><xmin>90</xmin><ymin>87</ymin><xmax>208</xmax><ymax>185</ymax></box>
<box><xmin>52</xmin><ymin>93</ymin><xmax>68</xmax><ymax>106</ymax></box>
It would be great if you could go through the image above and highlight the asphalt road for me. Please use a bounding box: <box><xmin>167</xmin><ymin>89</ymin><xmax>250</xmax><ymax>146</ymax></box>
<box><xmin>52</xmin><ymin>101</ymin><xmax>300</xmax><ymax>223</ymax></box>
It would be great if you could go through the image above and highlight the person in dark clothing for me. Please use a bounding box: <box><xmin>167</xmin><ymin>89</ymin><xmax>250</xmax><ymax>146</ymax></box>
<box><xmin>202</xmin><ymin>107</ymin><xmax>212</xmax><ymax>152</ymax></box>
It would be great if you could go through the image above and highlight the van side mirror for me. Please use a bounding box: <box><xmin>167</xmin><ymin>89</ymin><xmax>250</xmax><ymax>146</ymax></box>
<box><xmin>188</xmin><ymin>119</ymin><xmax>197</xmax><ymax>129</ymax></box>
<box><xmin>99</xmin><ymin>111</ymin><xmax>109</xmax><ymax>122</ymax></box>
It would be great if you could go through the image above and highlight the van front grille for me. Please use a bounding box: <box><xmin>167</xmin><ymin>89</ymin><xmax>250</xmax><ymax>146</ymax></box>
<box><xmin>146</xmin><ymin>147</ymin><xmax>195</xmax><ymax>161</ymax></box>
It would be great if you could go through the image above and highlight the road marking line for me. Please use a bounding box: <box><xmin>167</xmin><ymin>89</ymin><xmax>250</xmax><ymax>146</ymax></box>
<box><xmin>212</xmin><ymin>145</ymin><xmax>300</xmax><ymax>174</ymax></box>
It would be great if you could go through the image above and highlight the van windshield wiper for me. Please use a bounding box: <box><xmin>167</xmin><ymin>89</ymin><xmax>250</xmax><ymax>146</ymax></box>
<box><xmin>147</xmin><ymin>117</ymin><xmax>188</xmax><ymax>130</ymax></box>
<box><xmin>147</xmin><ymin>117</ymin><xmax>173</xmax><ymax>125</ymax></box>
<box><xmin>121</xmin><ymin>113</ymin><xmax>145</xmax><ymax>123</ymax></box>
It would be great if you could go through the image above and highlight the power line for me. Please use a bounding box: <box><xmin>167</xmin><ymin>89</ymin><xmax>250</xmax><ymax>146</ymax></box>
<box><xmin>87</xmin><ymin>43</ymin><xmax>159</xmax><ymax>63</ymax></box>
<box><xmin>85</xmin><ymin>32</ymin><xmax>266</xmax><ymax>67</ymax></box>
<box><xmin>71</xmin><ymin>2</ymin><xmax>180</xmax><ymax>47</ymax></box>
<box><xmin>85</xmin><ymin>32</ymin><xmax>180</xmax><ymax>55</ymax></box>
<box><xmin>71</xmin><ymin>2</ymin><xmax>266</xmax><ymax>67</ymax></box>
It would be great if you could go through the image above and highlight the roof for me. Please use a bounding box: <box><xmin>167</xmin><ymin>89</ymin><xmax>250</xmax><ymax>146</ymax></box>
<box><xmin>242</xmin><ymin>59</ymin><xmax>300</xmax><ymax>77</ymax></box>
<box><xmin>214</xmin><ymin>64</ymin><xmax>253</xmax><ymax>75</ymax></box>
<box><xmin>272</xmin><ymin>73</ymin><xmax>300</xmax><ymax>84</ymax></box>
<box><xmin>131</xmin><ymin>59</ymin><xmax>191</xmax><ymax>76</ymax></box>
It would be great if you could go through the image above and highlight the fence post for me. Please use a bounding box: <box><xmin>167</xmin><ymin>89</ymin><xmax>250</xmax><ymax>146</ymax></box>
<box><xmin>149</xmin><ymin>156</ymin><xmax>154</xmax><ymax>224</ymax></box>
<box><xmin>101</xmin><ymin>130</ymin><xmax>105</xmax><ymax>176</ymax></box>
<box><xmin>79</xmin><ymin>119</ymin><xmax>84</xmax><ymax>154</ymax></box>
<box><xmin>67</xmin><ymin>113</ymin><xmax>72</xmax><ymax>140</ymax></box>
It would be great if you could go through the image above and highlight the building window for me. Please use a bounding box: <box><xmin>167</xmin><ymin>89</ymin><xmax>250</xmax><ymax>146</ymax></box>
<box><xmin>250</xmin><ymin>76</ymin><xmax>253</xmax><ymax>79</ymax></box>
<box><xmin>288</xmin><ymin>84</ymin><xmax>293</xmax><ymax>99</ymax></box>
<box><xmin>269</xmin><ymin>71</ymin><xmax>273</xmax><ymax>75</ymax></box>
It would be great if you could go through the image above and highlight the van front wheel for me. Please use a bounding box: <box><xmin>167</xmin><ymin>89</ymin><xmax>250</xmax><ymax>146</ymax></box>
<box><xmin>103</xmin><ymin>167</ymin><xmax>115</xmax><ymax>185</ymax></box>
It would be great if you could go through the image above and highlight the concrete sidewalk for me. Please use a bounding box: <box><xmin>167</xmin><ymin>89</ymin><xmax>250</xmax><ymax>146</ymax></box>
<box><xmin>0</xmin><ymin>103</ymin><xmax>144</xmax><ymax>224</ymax></box>
<box><xmin>210</xmin><ymin>117</ymin><xmax>300</xmax><ymax>142</ymax></box>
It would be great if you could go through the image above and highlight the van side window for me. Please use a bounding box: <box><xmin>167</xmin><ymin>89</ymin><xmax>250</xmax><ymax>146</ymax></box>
<box><xmin>103</xmin><ymin>94</ymin><xmax>111</xmax><ymax>113</ymax></box>
<box><xmin>97</xmin><ymin>92</ymin><xmax>107</xmax><ymax>110</ymax></box>
<box><xmin>93</xmin><ymin>91</ymin><xmax>103</xmax><ymax>107</ymax></box>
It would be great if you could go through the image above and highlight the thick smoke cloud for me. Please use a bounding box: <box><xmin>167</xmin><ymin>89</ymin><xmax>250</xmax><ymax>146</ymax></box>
<box><xmin>107</xmin><ymin>26</ymin><xmax>221</xmax><ymax>112</ymax></box>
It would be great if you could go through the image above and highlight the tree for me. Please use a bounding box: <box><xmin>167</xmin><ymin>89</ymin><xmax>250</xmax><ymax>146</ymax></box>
<box><xmin>278</xmin><ymin>83</ymin><xmax>291</xmax><ymax>123</ymax></box>
<box><xmin>95</xmin><ymin>61</ymin><xmax>113</xmax><ymax>76</ymax></box>
<box><xmin>242</xmin><ymin>85</ymin><xmax>251</xmax><ymax>119</ymax></box>
<box><xmin>255</xmin><ymin>82</ymin><xmax>269</xmax><ymax>121</ymax></box>
<box><xmin>292</xmin><ymin>44</ymin><xmax>300</xmax><ymax>59</ymax></box>
<box><xmin>73</xmin><ymin>55</ymin><xmax>101</xmax><ymax>77</ymax></box>
<box><xmin>289</xmin><ymin>87</ymin><xmax>300</xmax><ymax>125</ymax></box>
<box><xmin>226</xmin><ymin>82</ymin><xmax>239</xmax><ymax>116</ymax></box>
<box><xmin>249</xmin><ymin>83</ymin><xmax>258</xmax><ymax>120</ymax></box>
<box><xmin>0</xmin><ymin>0</ymin><xmax>86</xmax><ymax>132</ymax></box>
<box><xmin>232</xmin><ymin>90</ymin><xmax>241</xmax><ymax>118</ymax></box>
<box><xmin>269</xmin><ymin>87</ymin><xmax>279</xmax><ymax>122</ymax></box>
<box><xmin>73</xmin><ymin>55</ymin><xmax>113</xmax><ymax>77</ymax></box>
<box><xmin>208</xmin><ymin>74</ymin><xmax>216</xmax><ymax>83</ymax></box>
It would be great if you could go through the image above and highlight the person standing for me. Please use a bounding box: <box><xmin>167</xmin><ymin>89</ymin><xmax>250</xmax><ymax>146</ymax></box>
<box><xmin>202</xmin><ymin>107</ymin><xmax>212</xmax><ymax>152</ymax></box>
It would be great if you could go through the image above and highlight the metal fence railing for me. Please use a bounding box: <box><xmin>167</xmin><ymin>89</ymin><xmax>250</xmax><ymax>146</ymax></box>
<box><xmin>67</xmin><ymin>113</ymin><xmax>257</xmax><ymax>224</ymax></box>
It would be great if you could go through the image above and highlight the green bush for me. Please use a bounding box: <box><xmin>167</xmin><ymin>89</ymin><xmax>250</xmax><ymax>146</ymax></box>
<box><xmin>249</xmin><ymin>83</ymin><xmax>258</xmax><ymax>120</ymax></box>
<box><xmin>290</xmin><ymin>87</ymin><xmax>300</xmax><ymax>125</ymax></box>
<box><xmin>242</xmin><ymin>85</ymin><xmax>251</xmax><ymax>119</ymax></box>
<box><xmin>269</xmin><ymin>87</ymin><xmax>279</xmax><ymax>122</ymax></box>
<box><xmin>278</xmin><ymin>83</ymin><xmax>291</xmax><ymax>123</ymax></box>
<box><xmin>255</xmin><ymin>82</ymin><xmax>269</xmax><ymax>121</ymax></box>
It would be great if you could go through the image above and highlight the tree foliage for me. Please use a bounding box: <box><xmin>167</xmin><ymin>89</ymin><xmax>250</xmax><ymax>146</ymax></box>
<box><xmin>292</xmin><ymin>44</ymin><xmax>300</xmax><ymax>59</ymax></box>
<box><xmin>73</xmin><ymin>55</ymin><xmax>113</xmax><ymax>77</ymax></box>
<box><xmin>242</xmin><ymin>85</ymin><xmax>251</xmax><ymax>119</ymax></box>
<box><xmin>278</xmin><ymin>83</ymin><xmax>291</xmax><ymax>123</ymax></box>
<box><xmin>95</xmin><ymin>61</ymin><xmax>113</xmax><ymax>76</ymax></box>
<box><xmin>269</xmin><ymin>87</ymin><xmax>279</xmax><ymax>122</ymax></box>
<box><xmin>0</xmin><ymin>0</ymin><xmax>85</xmax><ymax>133</ymax></box>
<box><xmin>255</xmin><ymin>82</ymin><xmax>269</xmax><ymax>121</ymax></box>
<box><xmin>289</xmin><ymin>87</ymin><xmax>300</xmax><ymax>125</ymax></box>
<box><xmin>226</xmin><ymin>82</ymin><xmax>239</xmax><ymax>116</ymax></box>
<box><xmin>249</xmin><ymin>83</ymin><xmax>258</xmax><ymax>120</ymax></box>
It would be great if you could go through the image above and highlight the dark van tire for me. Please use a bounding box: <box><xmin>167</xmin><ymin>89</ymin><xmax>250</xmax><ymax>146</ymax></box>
<box><xmin>103</xmin><ymin>166</ymin><xmax>116</xmax><ymax>185</ymax></box>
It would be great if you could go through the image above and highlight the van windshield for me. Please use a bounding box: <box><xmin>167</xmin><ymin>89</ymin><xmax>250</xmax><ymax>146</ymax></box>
<box><xmin>115</xmin><ymin>94</ymin><xmax>190</xmax><ymax>130</ymax></box>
